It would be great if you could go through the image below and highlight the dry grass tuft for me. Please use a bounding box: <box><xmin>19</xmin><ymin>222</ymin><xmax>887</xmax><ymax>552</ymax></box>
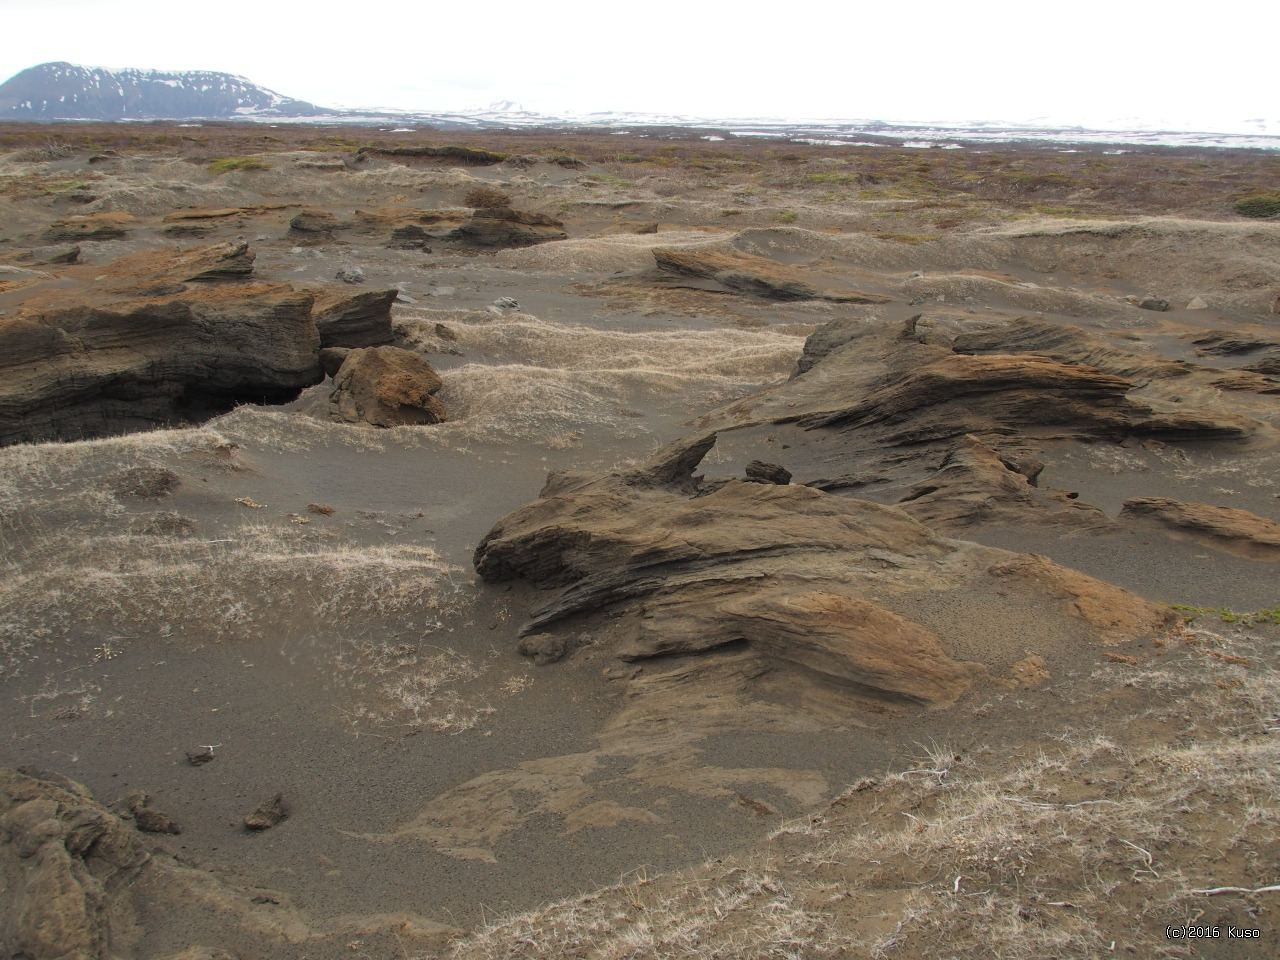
<box><xmin>394</xmin><ymin>307</ymin><xmax>804</xmax><ymax>444</ymax></box>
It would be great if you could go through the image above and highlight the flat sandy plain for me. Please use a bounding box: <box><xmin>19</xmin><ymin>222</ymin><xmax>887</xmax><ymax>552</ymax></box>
<box><xmin>1</xmin><ymin>123</ymin><xmax>1279</xmax><ymax>959</ymax></box>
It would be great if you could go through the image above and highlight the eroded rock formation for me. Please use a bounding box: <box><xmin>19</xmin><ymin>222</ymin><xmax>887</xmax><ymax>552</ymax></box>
<box><xmin>1121</xmin><ymin>497</ymin><xmax>1280</xmax><ymax>561</ymax></box>
<box><xmin>312</xmin><ymin>288</ymin><xmax>398</xmax><ymax>348</ymax></box>
<box><xmin>651</xmin><ymin>247</ymin><xmax>892</xmax><ymax>303</ymax></box>
<box><xmin>0</xmin><ymin>283</ymin><xmax>321</xmax><ymax>445</ymax></box>
<box><xmin>474</xmin><ymin>434</ymin><xmax>1177</xmax><ymax>708</ymax></box>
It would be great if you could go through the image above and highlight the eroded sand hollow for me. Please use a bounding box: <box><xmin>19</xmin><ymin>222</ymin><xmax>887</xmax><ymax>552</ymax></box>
<box><xmin>1</xmin><ymin>128</ymin><xmax>1278</xmax><ymax>959</ymax></box>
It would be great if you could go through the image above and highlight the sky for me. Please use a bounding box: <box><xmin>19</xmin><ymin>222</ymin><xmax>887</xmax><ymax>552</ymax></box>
<box><xmin>1</xmin><ymin>0</ymin><xmax>1275</xmax><ymax>132</ymax></box>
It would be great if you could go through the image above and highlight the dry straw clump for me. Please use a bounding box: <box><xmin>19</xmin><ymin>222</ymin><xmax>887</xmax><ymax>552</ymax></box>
<box><xmin>394</xmin><ymin>307</ymin><xmax>804</xmax><ymax>444</ymax></box>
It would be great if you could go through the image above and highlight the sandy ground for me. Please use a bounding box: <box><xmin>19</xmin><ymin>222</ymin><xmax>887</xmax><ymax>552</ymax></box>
<box><xmin>1</xmin><ymin>128</ymin><xmax>1278</xmax><ymax>958</ymax></box>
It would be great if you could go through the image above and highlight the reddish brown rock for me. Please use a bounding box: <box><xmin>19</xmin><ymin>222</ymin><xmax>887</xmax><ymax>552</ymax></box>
<box><xmin>329</xmin><ymin>346</ymin><xmax>446</xmax><ymax>427</ymax></box>
<box><xmin>474</xmin><ymin>434</ymin><xmax>1175</xmax><ymax>708</ymax></box>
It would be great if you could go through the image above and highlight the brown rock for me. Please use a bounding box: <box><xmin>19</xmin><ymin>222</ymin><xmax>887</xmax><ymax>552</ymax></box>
<box><xmin>319</xmin><ymin>347</ymin><xmax>351</xmax><ymax>378</ymax></box>
<box><xmin>1185</xmin><ymin>329</ymin><xmax>1279</xmax><ymax>356</ymax></box>
<box><xmin>897</xmin><ymin>437</ymin><xmax>1104</xmax><ymax>531</ymax></box>
<box><xmin>126</xmin><ymin>792</ymin><xmax>181</xmax><ymax>835</ymax></box>
<box><xmin>1120</xmin><ymin>497</ymin><xmax>1280</xmax><ymax>561</ymax></box>
<box><xmin>312</xmin><ymin>288</ymin><xmax>397</xmax><ymax>348</ymax></box>
<box><xmin>451</xmin><ymin>208</ymin><xmax>567</xmax><ymax>249</ymax></box>
<box><xmin>40</xmin><ymin>212</ymin><xmax>134</xmax><ymax>243</ymax></box>
<box><xmin>474</xmin><ymin>434</ymin><xmax>1174</xmax><ymax>707</ymax></box>
<box><xmin>289</xmin><ymin>210</ymin><xmax>343</xmax><ymax>233</ymax></box>
<box><xmin>1</xmin><ymin>768</ymin><xmax>148</xmax><ymax>960</ymax></box>
<box><xmin>744</xmin><ymin>461</ymin><xmax>792</xmax><ymax>485</ymax></box>
<box><xmin>244</xmin><ymin>793</ymin><xmax>288</xmax><ymax>831</ymax></box>
<box><xmin>185</xmin><ymin>747</ymin><xmax>215</xmax><ymax>766</ymax></box>
<box><xmin>9</xmin><ymin>842</ymin><xmax>105</xmax><ymax>960</ymax></box>
<box><xmin>0</xmin><ymin>280</ymin><xmax>322</xmax><ymax>446</ymax></box>
<box><xmin>329</xmin><ymin>346</ymin><xmax>446</xmax><ymax>427</ymax></box>
<box><xmin>700</xmin><ymin>316</ymin><xmax>1256</xmax><ymax>446</ymax></box>
<box><xmin>652</xmin><ymin>247</ymin><xmax>892</xmax><ymax>304</ymax></box>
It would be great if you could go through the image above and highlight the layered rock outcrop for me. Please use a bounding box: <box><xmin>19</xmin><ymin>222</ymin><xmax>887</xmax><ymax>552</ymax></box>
<box><xmin>651</xmin><ymin>247</ymin><xmax>892</xmax><ymax>303</ymax></box>
<box><xmin>474</xmin><ymin>434</ymin><xmax>1177</xmax><ymax>708</ymax></box>
<box><xmin>0</xmin><ymin>284</ymin><xmax>321</xmax><ymax>445</ymax></box>
<box><xmin>312</xmin><ymin>288</ymin><xmax>397</xmax><ymax>348</ymax></box>
<box><xmin>0</xmin><ymin>243</ymin><xmax>331</xmax><ymax>445</ymax></box>
<box><xmin>451</xmin><ymin>208</ymin><xmax>567</xmax><ymax>248</ymax></box>
<box><xmin>1120</xmin><ymin>498</ymin><xmax>1280</xmax><ymax>561</ymax></box>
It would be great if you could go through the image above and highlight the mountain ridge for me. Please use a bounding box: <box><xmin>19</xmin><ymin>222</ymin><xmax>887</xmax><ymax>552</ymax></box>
<box><xmin>0</xmin><ymin>61</ymin><xmax>324</xmax><ymax>120</ymax></box>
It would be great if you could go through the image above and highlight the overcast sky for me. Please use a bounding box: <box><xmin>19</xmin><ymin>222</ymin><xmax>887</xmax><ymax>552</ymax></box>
<box><xmin>1</xmin><ymin>0</ymin><xmax>1274</xmax><ymax>131</ymax></box>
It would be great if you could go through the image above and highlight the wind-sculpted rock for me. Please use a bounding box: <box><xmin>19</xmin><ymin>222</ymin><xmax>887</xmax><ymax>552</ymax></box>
<box><xmin>699</xmin><ymin>315</ymin><xmax>1257</xmax><ymax>444</ymax></box>
<box><xmin>451</xmin><ymin>208</ymin><xmax>567</xmax><ymax>248</ymax></box>
<box><xmin>897</xmin><ymin>436</ymin><xmax>1106</xmax><ymax>531</ymax></box>
<box><xmin>39</xmin><ymin>212</ymin><xmax>134</xmax><ymax>243</ymax></box>
<box><xmin>0</xmin><ymin>285</ymin><xmax>321</xmax><ymax>446</ymax></box>
<box><xmin>652</xmin><ymin>247</ymin><xmax>892</xmax><ymax>303</ymax></box>
<box><xmin>0</xmin><ymin>768</ymin><xmax>149</xmax><ymax>960</ymax></box>
<box><xmin>163</xmin><ymin>241</ymin><xmax>256</xmax><ymax>282</ymax></box>
<box><xmin>329</xmin><ymin>346</ymin><xmax>446</xmax><ymax>427</ymax></box>
<box><xmin>1120</xmin><ymin>498</ymin><xmax>1280</xmax><ymax>561</ymax></box>
<box><xmin>0</xmin><ymin>243</ymin><xmax>336</xmax><ymax>445</ymax></box>
<box><xmin>474</xmin><ymin>434</ymin><xmax>1177</xmax><ymax>708</ymax></box>
<box><xmin>289</xmin><ymin>209</ymin><xmax>345</xmax><ymax>234</ymax></box>
<box><xmin>1</xmin><ymin>766</ymin><xmax>416</xmax><ymax>958</ymax></box>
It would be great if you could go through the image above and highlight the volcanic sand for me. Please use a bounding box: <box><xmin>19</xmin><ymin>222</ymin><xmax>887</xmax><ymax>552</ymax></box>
<box><xmin>1</xmin><ymin>130</ymin><xmax>1278</xmax><ymax>958</ymax></box>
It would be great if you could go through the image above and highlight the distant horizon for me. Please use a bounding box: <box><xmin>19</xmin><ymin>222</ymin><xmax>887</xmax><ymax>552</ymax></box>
<box><xmin>4</xmin><ymin>61</ymin><xmax>1277</xmax><ymax>144</ymax></box>
<box><xmin>0</xmin><ymin>0</ymin><xmax>1274</xmax><ymax>137</ymax></box>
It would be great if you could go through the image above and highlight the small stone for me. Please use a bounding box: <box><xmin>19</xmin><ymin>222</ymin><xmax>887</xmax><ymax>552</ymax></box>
<box><xmin>492</xmin><ymin>296</ymin><xmax>520</xmax><ymax>310</ymax></box>
<box><xmin>1186</xmin><ymin>296</ymin><xmax>1208</xmax><ymax>310</ymax></box>
<box><xmin>244</xmin><ymin>793</ymin><xmax>288</xmax><ymax>831</ymax></box>
<box><xmin>516</xmin><ymin>632</ymin><xmax>568</xmax><ymax>665</ymax></box>
<box><xmin>185</xmin><ymin>746</ymin><xmax>215</xmax><ymax>765</ymax></box>
<box><xmin>336</xmin><ymin>265</ymin><xmax>365</xmax><ymax>284</ymax></box>
<box><xmin>126</xmin><ymin>791</ymin><xmax>181</xmax><ymax>834</ymax></box>
<box><xmin>1137</xmin><ymin>295</ymin><xmax>1169</xmax><ymax>312</ymax></box>
<box><xmin>744</xmin><ymin>461</ymin><xmax>792</xmax><ymax>485</ymax></box>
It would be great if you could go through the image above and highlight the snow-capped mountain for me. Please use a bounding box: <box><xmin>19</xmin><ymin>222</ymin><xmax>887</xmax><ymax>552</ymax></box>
<box><xmin>0</xmin><ymin>62</ymin><xmax>324</xmax><ymax>120</ymax></box>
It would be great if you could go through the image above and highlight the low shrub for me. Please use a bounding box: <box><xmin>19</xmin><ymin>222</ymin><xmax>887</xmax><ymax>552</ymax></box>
<box><xmin>1233</xmin><ymin>192</ymin><xmax>1280</xmax><ymax>218</ymax></box>
<box><xmin>464</xmin><ymin>186</ymin><xmax>512</xmax><ymax>210</ymax></box>
<box><xmin>207</xmin><ymin>156</ymin><xmax>270</xmax><ymax>174</ymax></box>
